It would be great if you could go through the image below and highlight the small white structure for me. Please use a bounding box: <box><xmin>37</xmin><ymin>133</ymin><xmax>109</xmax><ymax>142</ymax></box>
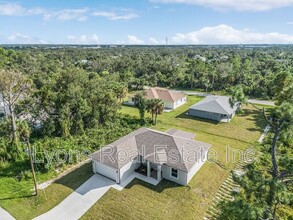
<box><xmin>0</xmin><ymin>93</ymin><xmax>8</xmax><ymax>118</ymax></box>
<box><xmin>127</xmin><ymin>87</ymin><xmax>187</xmax><ymax>110</ymax></box>
<box><xmin>90</xmin><ymin>128</ymin><xmax>211</xmax><ymax>186</ymax></box>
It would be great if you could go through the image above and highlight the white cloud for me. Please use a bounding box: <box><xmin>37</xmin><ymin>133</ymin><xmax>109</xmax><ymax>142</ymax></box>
<box><xmin>149</xmin><ymin>37</ymin><xmax>159</xmax><ymax>44</ymax></box>
<box><xmin>0</xmin><ymin>3</ymin><xmax>88</xmax><ymax>21</ymax></box>
<box><xmin>150</xmin><ymin>0</ymin><xmax>293</xmax><ymax>11</ymax></box>
<box><xmin>92</xmin><ymin>11</ymin><xmax>138</xmax><ymax>20</ymax></box>
<box><xmin>170</xmin><ymin>24</ymin><xmax>293</xmax><ymax>44</ymax></box>
<box><xmin>0</xmin><ymin>3</ymin><xmax>45</xmax><ymax>16</ymax></box>
<box><xmin>0</xmin><ymin>3</ymin><xmax>138</xmax><ymax>22</ymax></box>
<box><xmin>287</xmin><ymin>21</ymin><xmax>293</xmax><ymax>25</ymax></box>
<box><xmin>127</xmin><ymin>35</ymin><xmax>144</xmax><ymax>44</ymax></box>
<box><xmin>44</xmin><ymin>8</ymin><xmax>89</xmax><ymax>21</ymax></box>
<box><xmin>7</xmin><ymin>33</ymin><xmax>46</xmax><ymax>44</ymax></box>
<box><xmin>67</xmin><ymin>34</ymin><xmax>100</xmax><ymax>44</ymax></box>
<box><xmin>0</xmin><ymin>3</ymin><xmax>26</xmax><ymax>15</ymax></box>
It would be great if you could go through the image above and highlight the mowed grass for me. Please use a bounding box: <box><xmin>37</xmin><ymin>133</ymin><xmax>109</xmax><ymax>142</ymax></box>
<box><xmin>81</xmin><ymin>96</ymin><xmax>266</xmax><ymax>220</ymax></box>
<box><xmin>82</xmin><ymin>134</ymin><xmax>248</xmax><ymax>220</ymax></box>
<box><xmin>0</xmin><ymin>95</ymin><xmax>267</xmax><ymax>220</ymax></box>
<box><xmin>0</xmin><ymin>162</ymin><xmax>93</xmax><ymax>220</ymax></box>
<box><xmin>120</xmin><ymin>96</ymin><xmax>266</xmax><ymax>144</ymax></box>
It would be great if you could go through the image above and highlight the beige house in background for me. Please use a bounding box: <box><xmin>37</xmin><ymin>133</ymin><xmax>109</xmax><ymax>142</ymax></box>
<box><xmin>127</xmin><ymin>87</ymin><xmax>187</xmax><ymax>110</ymax></box>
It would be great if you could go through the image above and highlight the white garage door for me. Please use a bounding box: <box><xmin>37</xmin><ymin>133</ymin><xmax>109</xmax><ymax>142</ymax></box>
<box><xmin>95</xmin><ymin>162</ymin><xmax>118</xmax><ymax>182</ymax></box>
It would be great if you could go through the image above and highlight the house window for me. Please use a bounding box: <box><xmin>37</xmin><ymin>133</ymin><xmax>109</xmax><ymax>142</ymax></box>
<box><xmin>171</xmin><ymin>168</ymin><xmax>178</xmax><ymax>179</ymax></box>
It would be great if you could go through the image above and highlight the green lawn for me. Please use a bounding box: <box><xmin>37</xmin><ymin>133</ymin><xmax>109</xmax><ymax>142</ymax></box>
<box><xmin>81</xmin><ymin>96</ymin><xmax>266</xmax><ymax>220</ymax></box>
<box><xmin>120</xmin><ymin>96</ymin><xmax>266</xmax><ymax>144</ymax></box>
<box><xmin>0</xmin><ymin>163</ymin><xmax>93</xmax><ymax>220</ymax></box>
<box><xmin>0</xmin><ymin>95</ymin><xmax>267</xmax><ymax>220</ymax></box>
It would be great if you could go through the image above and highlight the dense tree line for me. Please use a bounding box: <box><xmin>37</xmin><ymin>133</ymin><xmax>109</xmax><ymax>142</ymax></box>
<box><xmin>83</xmin><ymin>46</ymin><xmax>290</xmax><ymax>99</ymax></box>
<box><xmin>3</xmin><ymin>45</ymin><xmax>293</xmax><ymax>98</ymax></box>
<box><xmin>0</xmin><ymin>47</ymin><xmax>137</xmax><ymax>167</ymax></box>
<box><xmin>219</xmin><ymin>72</ymin><xmax>293</xmax><ymax>219</ymax></box>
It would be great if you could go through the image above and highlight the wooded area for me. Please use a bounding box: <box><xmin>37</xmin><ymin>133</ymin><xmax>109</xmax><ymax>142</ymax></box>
<box><xmin>0</xmin><ymin>45</ymin><xmax>292</xmax><ymax>219</ymax></box>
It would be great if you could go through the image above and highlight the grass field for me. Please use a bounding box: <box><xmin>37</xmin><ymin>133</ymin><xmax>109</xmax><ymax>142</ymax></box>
<box><xmin>0</xmin><ymin>95</ymin><xmax>267</xmax><ymax>220</ymax></box>
<box><xmin>120</xmin><ymin>96</ymin><xmax>266</xmax><ymax>144</ymax></box>
<box><xmin>0</xmin><ymin>163</ymin><xmax>93</xmax><ymax>220</ymax></box>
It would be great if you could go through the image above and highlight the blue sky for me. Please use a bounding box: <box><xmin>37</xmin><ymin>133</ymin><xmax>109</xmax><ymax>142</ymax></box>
<box><xmin>1</xmin><ymin>0</ymin><xmax>293</xmax><ymax>44</ymax></box>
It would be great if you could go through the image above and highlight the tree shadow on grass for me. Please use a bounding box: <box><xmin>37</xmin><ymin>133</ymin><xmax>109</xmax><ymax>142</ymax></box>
<box><xmin>0</xmin><ymin>162</ymin><xmax>93</xmax><ymax>201</ymax></box>
<box><xmin>125</xmin><ymin>178</ymin><xmax>184</xmax><ymax>193</ymax></box>
<box><xmin>175</xmin><ymin>110</ymin><xmax>219</xmax><ymax>125</ymax></box>
<box><xmin>121</xmin><ymin>104</ymin><xmax>137</xmax><ymax>109</ymax></box>
<box><xmin>54</xmin><ymin>162</ymin><xmax>93</xmax><ymax>191</ymax></box>
<box><xmin>0</xmin><ymin>193</ymin><xmax>34</xmax><ymax>201</ymax></box>
<box><xmin>238</xmin><ymin>108</ymin><xmax>267</xmax><ymax>132</ymax></box>
<box><xmin>0</xmin><ymin>160</ymin><xmax>30</xmax><ymax>178</ymax></box>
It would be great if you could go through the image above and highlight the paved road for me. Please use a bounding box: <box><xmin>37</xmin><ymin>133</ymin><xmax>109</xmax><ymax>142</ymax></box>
<box><xmin>170</xmin><ymin>90</ymin><xmax>275</xmax><ymax>106</ymax></box>
<box><xmin>34</xmin><ymin>173</ymin><xmax>160</xmax><ymax>220</ymax></box>
<box><xmin>247</xmin><ymin>99</ymin><xmax>275</xmax><ymax>106</ymax></box>
<box><xmin>0</xmin><ymin>207</ymin><xmax>15</xmax><ymax>220</ymax></box>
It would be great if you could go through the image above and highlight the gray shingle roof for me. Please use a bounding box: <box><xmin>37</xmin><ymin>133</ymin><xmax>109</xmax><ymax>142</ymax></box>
<box><xmin>166</xmin><ymin>128</ymin><xmax>195</xmax><ymax>140</ymax></box>
<box><xmin>90</xmin><ymin>128</ymin><xmax>211</xmax><ymax>172</ymax></box>
<box><xmin>189</xmin><ymin>95</ymin><xmax>238</xmax><ymax>115</ymax></box>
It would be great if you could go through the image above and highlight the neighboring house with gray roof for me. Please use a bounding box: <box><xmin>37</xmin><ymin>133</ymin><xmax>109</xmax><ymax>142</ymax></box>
<box><xmin>188</xmin><ymin>96</ymin><xmax>239</xmax><ymax>122</ymax></box>
<box><xmin>90</xmin><ymin>127</ymin><xmax>211</xmax><ymax>185</ymax></box>
<box><xmin>127</xmin><ymin>87</ymin><xmax>187</xmax><ymax>110</ymax></box>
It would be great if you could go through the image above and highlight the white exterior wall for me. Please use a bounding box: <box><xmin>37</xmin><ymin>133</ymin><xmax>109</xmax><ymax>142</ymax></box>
<box><xmin>92</xmin><ymin>161</ymin><xmax>96</xmax><ymax>173</ymax></box>
<box><xmin>126</xmin><ymin>96</ymin><xmax>187</xmax><ymax>110</ymax></box>
<box><xmin>161</xmin><ymin>165</ymin><xmax>188</xmax><ymax>185</ymax></box>
<box><xmin>93</xmin><ymin>160</ymin><xmax>119</xmax><ymax>183</ymax></box>
<box><xmin>164</xmin><ymin>101</ymin><xmax>175</xmax><ymax>109</ymax></box>
<box><xmin>164</xmin><ymin>97</ymin><xmax>187</xmax><ymax>110</ymax></box>
<box><xmin>126</xmin><ymin>96</ymin><xmax>136</xmax><ymax>106</ymax></box>
<box><xmin>0</xmin><ymin>94</ymin><xmax>8</xmax><ymax>116</ymax></box>
<box><xmin>186</xmin><ymin>152</ymin><xmax>208</xmax><ymax>184</ymax></box>
<box><xmin>119</xmin><ymin>159</ymin><xmax>140</xmax><ymax>182</ymax></box>
<box><xmin>174</xmin><ymin>97</ymin><xmax>187</xmax><ymax>109</ymax></box>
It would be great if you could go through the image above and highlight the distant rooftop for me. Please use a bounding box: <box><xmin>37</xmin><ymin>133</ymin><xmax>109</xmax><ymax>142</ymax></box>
<box><xmin>144</xmin><ymin>87</ymin><xmax>186</xmax><ymax>102</ymax></box>
<box><xmin>189</xmin><ymin>95</ymin><xmax>238</xmax><ymax>115</ymax></box>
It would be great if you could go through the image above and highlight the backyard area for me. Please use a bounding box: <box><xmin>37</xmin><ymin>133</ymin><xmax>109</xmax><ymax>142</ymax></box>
<box><xmin>81</xmin><ymin>95</ymin><xmax>267</xmax><ymax>219</ymax></box>
<box><xmin>0</xmin><ymin>95</ymin><xmax>267</xmax><ymax>220</ymax></box>
<box><xmin>120</xmin><ymin>95</ymin><xmax>266</xmax><ymax>144</ymax></box>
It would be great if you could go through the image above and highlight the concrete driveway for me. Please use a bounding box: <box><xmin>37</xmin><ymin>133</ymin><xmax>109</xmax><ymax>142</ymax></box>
<box><xmin>34</xmin><ymin>172</ymin><xmax>160</xmax><ymax>220</ymax></box>
<box><xmin>0</xmin><ymin>207</ymin><xmax>15</xmax><ymax>220</ymax></box>
<box><xmin>34</xmin><ymin>174</ymin><xmax>123</xmax><ymax>220</ymax></box>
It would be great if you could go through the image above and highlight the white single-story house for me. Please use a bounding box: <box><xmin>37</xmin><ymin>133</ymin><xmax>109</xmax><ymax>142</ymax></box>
<box><xmin>188</xmin><ymin>95</ymin><xmax>239</xmax><ymax>122</ymax></box>
<box><xmin>127</xmin><ymin>87</ymin><xmax>187</xmax><ymax>110</ymax></box>
<box><xmin>90</xmin><ymin>128</ymin><xmax>211</xmax><ymax>186</ymax></box>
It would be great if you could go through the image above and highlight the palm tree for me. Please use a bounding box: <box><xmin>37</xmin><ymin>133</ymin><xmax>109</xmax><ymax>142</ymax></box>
<box><xmin>134</xmin><ymin>91</ymin><xmax>147</xmax><ymax>123</ymax></box>
<box><xmin>146</xmin><ymin>99</ymin><xmax>164</xmax><ymax>124</ymax></box>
